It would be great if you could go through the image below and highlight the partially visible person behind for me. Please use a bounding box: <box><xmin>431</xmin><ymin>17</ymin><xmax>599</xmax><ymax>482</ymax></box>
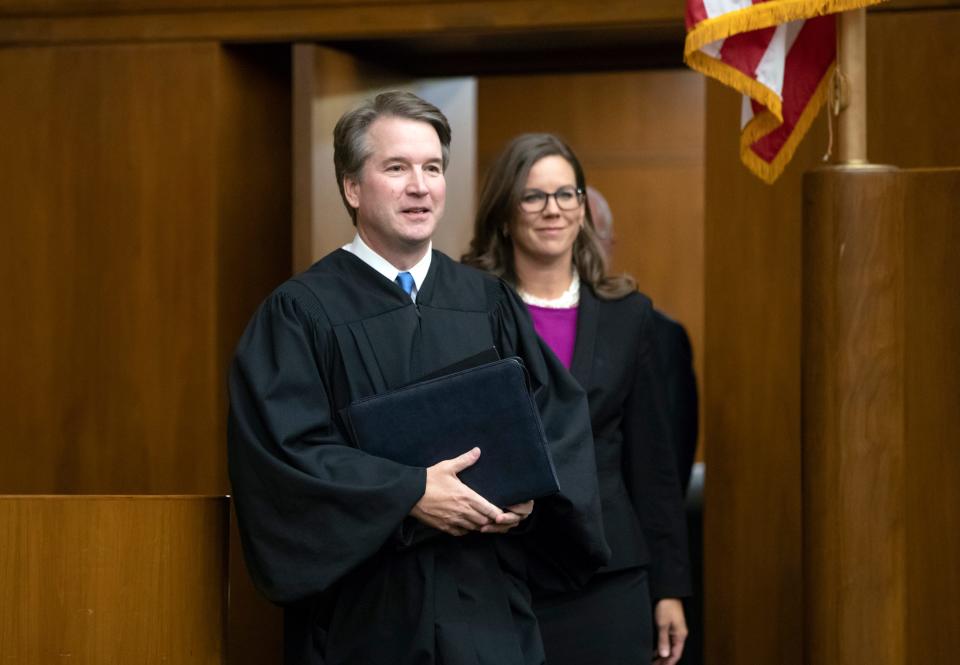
<box><xmin>228</xmin><ymin>95</ymin><xmax>610</xmax><ymax>665</ymax></box>
<box><xmin>463</xmin><ymin>134</ymin><xmax>691</xmax><ymax>665</ymax></box>
<box><xmin>586</xmin><ymin>186</ymin><xmax>700</xmax><ymax>496</ymax></box>
<box><xmin>586</xmin><ymin>185</ymin><xmax>615</xmax><ymax>258</ymax></box>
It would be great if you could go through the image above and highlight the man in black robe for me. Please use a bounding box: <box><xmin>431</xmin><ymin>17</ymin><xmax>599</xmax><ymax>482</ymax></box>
<box><xmin>228</xmin><ymin>91</ymin><xmax>609</xmax><ymax>665</ymax></box>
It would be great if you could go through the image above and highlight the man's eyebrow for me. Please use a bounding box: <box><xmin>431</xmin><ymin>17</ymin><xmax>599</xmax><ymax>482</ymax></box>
<box><xmin>378</xmin><ymin>155</ymin><xmax>443</xmax><ymax>165</ymax></box>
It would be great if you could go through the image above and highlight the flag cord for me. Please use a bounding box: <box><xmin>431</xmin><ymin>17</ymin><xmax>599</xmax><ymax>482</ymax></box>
<box><xmin>824</xmin><ymin>92</ymin><xmax>835</xmax><ymax>162</ymax></box>
<box><xmin>824</xmin><ymin>25</ymin><xmax>845</xmax><ymax>163</ymax></box>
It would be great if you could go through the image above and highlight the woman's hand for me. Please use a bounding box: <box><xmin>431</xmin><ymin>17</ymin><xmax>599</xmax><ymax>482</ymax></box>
<box><xmin>653</xmin><ymin>598</ymin><xmax>688</xmax><ymax>665</ymax></box>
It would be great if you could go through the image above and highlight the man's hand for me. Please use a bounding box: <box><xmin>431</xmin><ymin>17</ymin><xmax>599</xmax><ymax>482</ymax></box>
<box><xmin>410</xmin><ymin>448</ymin><xmax>505</xmax><ymax>536</ymax></box>
<box><xmin>653</xmin><ymin>598</ymin><xmax>688</xmax><ymax>665</ymax></box>
<box><xmin>480</xmin><ymin>500</ymin><xmax>534</xmax><ymax>534</ymax></box>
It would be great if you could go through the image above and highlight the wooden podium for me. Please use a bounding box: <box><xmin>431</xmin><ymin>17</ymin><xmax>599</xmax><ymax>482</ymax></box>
<box><xmin>802</xmin><ymin>168</ymin><xmax>960</xmax><ymax>664</ymax></box>
<box><xmin>0</xmin><ymin>495</ymin><xmax>229</xmax><ymax>665</ymax></box>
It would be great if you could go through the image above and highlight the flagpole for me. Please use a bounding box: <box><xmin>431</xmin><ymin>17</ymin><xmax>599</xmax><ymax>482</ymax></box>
<box><xmin>836</xmin><ymin>8</ymin><xmax>868</xmax><ymax>164</ymax></box>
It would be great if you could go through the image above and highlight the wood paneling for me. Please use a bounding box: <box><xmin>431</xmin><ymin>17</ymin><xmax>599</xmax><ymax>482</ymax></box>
<box><xmin>215</xmin><ymin>43</ymin><xmax>292</xmax><ymax>426</ymax></box>
<box><xmin>0</xmin><ymin>0</ymin><xmax>684</xmax><ymax>45</ymax></box>
<box><xmin>0</xmin><ymin>43</ymin><xmax>221</xmax><ymax>494</ymax></box>
<box><xmin>0</xmin><ymin>41</ymin><xmax>290</xmax><ymax>663</ymax></box>
<box><xmin>867</xmin><ymin>10</ymin><xmax>960</xmax><ymax>168</ymax></box>
<box><xmin>884</xmin><ymin>0</ymin><xmax>960</xmax><ymax>7</ymax></box>
<box><xmin>478</xmin><ymin>70</ymin><xmax>705</xmax><ymax>455</ymax></box>
<box><xmin>802</xmin><ymin>167</ymin><xmax>906</xmax><ymax>665</ymax></box>
<box><xmin>0</xmin><ymin>42</ymin><xmax>290</xmax><ymax>496</ymax></box>
<box><xmin>0</xmin><ymin>495</ymin><xmax>228</xmax><ymax>665</ymax></box>
<box><xmin>0</xmin><ymin>0</ymin><xmax>945</xmax><ymax>15</ymax></box>
<box><xmin>903</xmin><ymin>169</ymin><xmax>960</xmax><ymax>664</ymax></box>
<box><xmin>0</xmin><ymin>0</ymin><xmax>452</xmax><ymax>11</ymax></box>
<box><xmin>214</xmin><ymin>44</ymin><xmax>290</xmax><ymax>665</ymax></box>
<box><xmin>704</xmin><ymin>8</ymin><xmax>960</xmax><ymax>665</ymax></box>
<box><xmin>702</xmin><ymin>77</ymin><xmax>824</xmax><ymax>665</ymax></box>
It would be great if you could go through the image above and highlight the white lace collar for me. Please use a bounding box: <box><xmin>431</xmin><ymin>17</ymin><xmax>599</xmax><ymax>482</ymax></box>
<box><xmin>518</xmin><ymin>271</ymin><xmax>580</xmax><ymax>308</ymax></box>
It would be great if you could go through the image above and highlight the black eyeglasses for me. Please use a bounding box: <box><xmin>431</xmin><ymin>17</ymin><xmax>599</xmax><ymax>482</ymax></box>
<box><xmin>519</xmin><ymin>186</ymin><xmax>585</xmax><ymax>213</ymax></box>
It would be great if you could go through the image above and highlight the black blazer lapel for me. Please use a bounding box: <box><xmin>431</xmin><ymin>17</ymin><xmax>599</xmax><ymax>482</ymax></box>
<box><xmin>570</xmin><ymin>285</ymin><xmax>600</xmax><ymax>388</ymax></box>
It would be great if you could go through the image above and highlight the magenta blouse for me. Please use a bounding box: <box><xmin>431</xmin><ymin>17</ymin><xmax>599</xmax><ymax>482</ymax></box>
<box><xmin>525</xmin><ymin>303</ymin><xmax>579</xmax><ymax>370</ymax></box>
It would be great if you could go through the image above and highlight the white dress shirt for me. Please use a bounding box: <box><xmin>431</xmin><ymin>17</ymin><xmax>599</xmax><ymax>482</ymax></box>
<box><xmin>343</xmin><ymin>234</ymin><xmax>432</xmax><ymax>302</ymax></box>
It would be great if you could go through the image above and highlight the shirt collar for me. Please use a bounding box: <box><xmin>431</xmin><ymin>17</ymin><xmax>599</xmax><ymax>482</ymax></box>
<box><xmin>343</xmin><ymin>234</ymin><xmax>432</xmax><ymax>301</ymax></box>
<box><xmin>518</xmin><ymin>270</ymin><xmax>581</xmax><ymax>308</ymax></box>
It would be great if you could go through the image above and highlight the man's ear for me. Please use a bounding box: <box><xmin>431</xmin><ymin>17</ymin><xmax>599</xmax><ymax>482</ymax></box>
<box><xmin>344</xmin><ymin>176</ymin><xmax>360</xmax><ymax>210</ymax></box>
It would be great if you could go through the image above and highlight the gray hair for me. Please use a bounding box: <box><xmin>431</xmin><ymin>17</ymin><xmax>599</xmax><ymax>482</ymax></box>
<box><xmin>333</xmin><ymin>91</ymin><xmax>452</xmax><ymax>224</ymax></box>
<box><xmin>586</xmin><ymin>185</ymin><xmax>614</xmax><ymax>257</ymax></box>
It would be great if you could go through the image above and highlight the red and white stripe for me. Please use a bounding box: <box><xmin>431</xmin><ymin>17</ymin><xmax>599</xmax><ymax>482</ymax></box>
<box><xmin>684</xmin><ymin>0</ymin><xmax>882</xmax><ymax>182</ymax></box>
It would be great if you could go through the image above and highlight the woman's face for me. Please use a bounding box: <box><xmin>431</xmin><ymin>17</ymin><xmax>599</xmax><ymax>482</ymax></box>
<box><xmin>510</xmin><ymin>155</ymin><xmax>584</xmax><ymax>267</ymax></box>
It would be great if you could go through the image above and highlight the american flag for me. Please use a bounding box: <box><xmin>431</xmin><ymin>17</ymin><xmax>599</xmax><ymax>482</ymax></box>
<box><xmin>685</xmin><ymin>0</ymin><xmax>886</xmax><ymax>183</ymax></box>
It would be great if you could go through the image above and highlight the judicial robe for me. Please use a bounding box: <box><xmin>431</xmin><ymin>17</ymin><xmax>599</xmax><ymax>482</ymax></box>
<box><xmin>228</xmin><ymin>249</ymin><xmax>609</xmax><ymax>665</ymax></box>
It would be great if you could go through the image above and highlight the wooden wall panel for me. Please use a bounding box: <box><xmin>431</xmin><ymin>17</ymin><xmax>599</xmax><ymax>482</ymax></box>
<box><xmin>0</xmin><ymin>43</ymin><xmax>221</xmax><ymax>494</ymax></box>
<box><xmin>0</xmin><ymin>42</ymin><xmax>290</xmax><ymax>495</ymax></box>
<box><xmin>0</xmin><ymin>0</ymin><xmax>949</xmax><ymax>48</ymax></box>
<box><xmin>867</xmin><ymin>10</ymin><xmax>960</xmax><ymax>168</ymax></box>
<box><xmin>478</xmin><ymin>69</ymin><xmax>705</xmax><ymax>455</ymax></box>
<box><xmin>215</xmin><ymin>43</ymin><xmax>293</xmax><ymax>430</ymax></box>
<box><xmin>215</xmin><ymin>44</ymin><xmax>291</xmax><ymax>665</ymax></box>
<box><xmin>0</xmin><ymin>41</ymin><xmax>290</xmax><ymax>664</ymax></box>
<box><xmin>20</xmin><ymin>0</ymin><xmax>947</xmax><ymax>15</ymax></box>
<box><xmin>704</xmin><ymin>8</ymin><xmax>960</xmax><ymax>665</ymax></box>
<box><xmin>904</xmin><ymin>169</ymin><xmax>960</xmax><ymax>664</ymax></box>
<box><xmin>0</xmin><ymin>0</ymin><xmax>684</xmax><ymax>45</ymax></box>
<box><xmin>703</xmin><ymin>77</ymin><xmax>824</xmax><ymax>665</ymax></box>
<box><xmin>0</xmin><ymin>0</ymin><xmax>443</xmax><ymax>11</ymax></box>
<box><xmin>0</xmin><ymin>496</ymin><xmax>228</xmax><ymax>665</ymax></box>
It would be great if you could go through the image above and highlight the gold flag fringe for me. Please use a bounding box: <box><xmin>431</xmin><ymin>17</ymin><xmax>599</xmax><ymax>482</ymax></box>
<box><xmin>684</xmin><ymin>0</ymin><xmax>886</xmax><ymax>58</ymax></box>
<box><xmin>684</xmin><ymin>0</ymin><xmax>887</xmax><ymax>183</ymax></box>
<box><xmin>685</xmin><ymin>49</ymin><xmax>784</xmax><ymax>121</ymax></box>
<box><xmin>740</xmin><ymin>64</ymin><xmax>835</xmax><ymax>184</ymax></box>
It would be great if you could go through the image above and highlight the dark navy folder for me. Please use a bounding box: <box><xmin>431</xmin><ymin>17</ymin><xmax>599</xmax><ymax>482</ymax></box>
<box><xmin>344</xmin><ymin>356</ymin><xmax>560</xmax><ymax>507</ymax></box>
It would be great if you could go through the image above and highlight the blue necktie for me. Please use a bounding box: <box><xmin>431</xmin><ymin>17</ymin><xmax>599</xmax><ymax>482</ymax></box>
<box><xmin>395</xmin><ymin>271</ymin><xmax>415</xmax><ymax>298</ymax></box>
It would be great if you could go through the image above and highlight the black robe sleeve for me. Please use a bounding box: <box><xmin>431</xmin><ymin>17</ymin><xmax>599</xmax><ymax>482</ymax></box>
<box><xmin>620</xmin><ymin>306</ymin><xmax>692</xmax><ymax>601</ymax></box>
<box><xmin>227</xmin><ymin>288</ymin><xmax>427</xmax><ymax>605</ymax></box>
<box><xmin>489</xmin><ymin>281</ymin><xmax>611</xmax><ymax>591</ymax></box>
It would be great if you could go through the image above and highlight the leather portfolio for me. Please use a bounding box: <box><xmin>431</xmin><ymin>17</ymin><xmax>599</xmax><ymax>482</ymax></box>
<box><xmin>344</xmin><ymin>356</ymin><xmax>560</xmax><ymax>507</ymax></box>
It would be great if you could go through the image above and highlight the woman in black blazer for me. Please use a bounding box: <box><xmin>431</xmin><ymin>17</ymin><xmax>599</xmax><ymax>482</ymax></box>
<box><xmin>463</xmin><ymin>133</ymin><xmax>691</xmax><ymax>665</ymax></box>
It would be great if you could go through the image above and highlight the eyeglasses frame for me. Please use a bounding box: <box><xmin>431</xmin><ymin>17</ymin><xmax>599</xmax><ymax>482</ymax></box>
<box><xmin>518</xmin><ymin>186</ymin><xmax>586</xmax><ymax>213</ymax></box>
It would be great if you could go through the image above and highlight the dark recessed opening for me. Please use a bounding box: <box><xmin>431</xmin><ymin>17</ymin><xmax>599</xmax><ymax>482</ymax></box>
<box><xmin>320</xmin><ymin>23</ymin><xmax>686</xmax><ymax>76</ymax></box>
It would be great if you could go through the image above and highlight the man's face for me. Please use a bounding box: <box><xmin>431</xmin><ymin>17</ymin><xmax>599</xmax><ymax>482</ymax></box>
<box><xmin>344</xmin><ymin>116</ymin><xmax>446</xmax><ymax>262</ymax></box>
